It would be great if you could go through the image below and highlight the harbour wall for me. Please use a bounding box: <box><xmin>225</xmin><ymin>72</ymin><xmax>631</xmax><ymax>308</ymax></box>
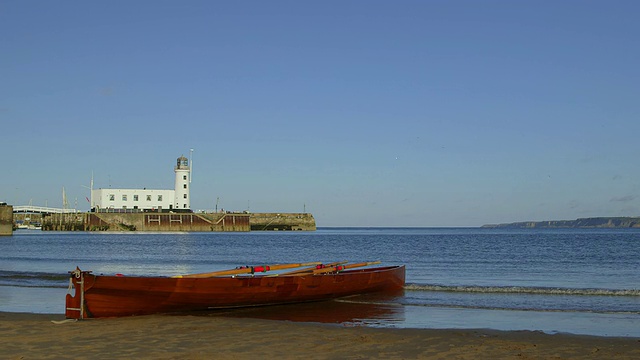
<box><xmin>42</xmin><ymin>212</ymin><xmax>316</xmax><ymax>232</ymax></box>
<box><xmin>249</xmin><ymin>212</ymin><xmax>316</xmax><ymax>231</ymax></box>
<box><xmin>0</xmin><ymin>204</ymin><xmax>12</xmax><ymax>236</ymax></box>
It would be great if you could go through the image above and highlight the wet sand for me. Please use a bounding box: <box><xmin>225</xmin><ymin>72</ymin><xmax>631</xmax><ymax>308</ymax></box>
<box><xmin>1</xmin><ymin>312</ymin><xmax>638</xmax><ymax>359</ymax></box>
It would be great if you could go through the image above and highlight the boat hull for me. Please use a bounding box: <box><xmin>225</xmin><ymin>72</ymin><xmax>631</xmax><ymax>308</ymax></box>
<box><xmin>65</xmin><ymin>266</ymin><xmax>405</xmax><ymax>319</ymax></box>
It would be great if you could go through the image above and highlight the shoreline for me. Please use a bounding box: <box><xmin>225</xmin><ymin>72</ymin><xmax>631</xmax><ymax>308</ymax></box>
<box><xmin>1</xmin><ymin>312</ymin><xmax>638</xmax><ymax>359</ymax></box>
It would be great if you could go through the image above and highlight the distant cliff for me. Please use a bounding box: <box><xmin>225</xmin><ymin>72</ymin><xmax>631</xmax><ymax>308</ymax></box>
<box><xmin>482</xmin><ymin>217</ymin><xmax>640</xmax><ymax>229</ymax></box>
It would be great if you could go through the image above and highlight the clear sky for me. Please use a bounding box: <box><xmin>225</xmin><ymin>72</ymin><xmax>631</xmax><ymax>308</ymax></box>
<box><xmin>1</xmin><ymin>1</ymin><xmax>639</xmax><ymax>227</ymax></box>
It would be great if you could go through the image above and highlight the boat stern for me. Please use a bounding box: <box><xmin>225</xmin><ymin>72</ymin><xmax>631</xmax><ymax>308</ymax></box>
<box><xmin>65</xmin><ymin>268</ymin><xmax>92</xmax><ymax>319</ymax></box>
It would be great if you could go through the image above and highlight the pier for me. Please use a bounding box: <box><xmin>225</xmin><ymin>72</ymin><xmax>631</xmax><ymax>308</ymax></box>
<box><xmin>0</xmin><ymin>203</ymin><xmax>12</xmax><ymax>236</ymax></box>
<box><xmin>41</xmin><ymin>212</ymin><xmax>316</xmax><ymax>232</ymax></box>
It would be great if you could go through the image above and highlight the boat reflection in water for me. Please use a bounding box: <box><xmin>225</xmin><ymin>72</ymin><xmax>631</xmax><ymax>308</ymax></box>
<box><xmin>201</xmin><ymin>291</ymin><xmax>406</xmax><ymax>327</ymax></box>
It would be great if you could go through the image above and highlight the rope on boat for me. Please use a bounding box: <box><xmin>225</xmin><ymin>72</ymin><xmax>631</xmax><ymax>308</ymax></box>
<box><xmin>67</xmin><ymin>268</ymin><xmax>81</xmax><ymax>295</ymax></box>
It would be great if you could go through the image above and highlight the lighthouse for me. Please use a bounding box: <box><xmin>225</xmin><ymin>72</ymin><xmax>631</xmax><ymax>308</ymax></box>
<box><xmin>174</xmin><ymin>155</ymin><xmax>191</xmax><ymax>211</ymax></box>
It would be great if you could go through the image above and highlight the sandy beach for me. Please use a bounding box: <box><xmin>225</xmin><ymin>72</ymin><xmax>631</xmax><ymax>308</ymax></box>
<box><xmin>1</xmin><ymin>312</ymin><xmax>638</xmax><ymax>359</ymax></box>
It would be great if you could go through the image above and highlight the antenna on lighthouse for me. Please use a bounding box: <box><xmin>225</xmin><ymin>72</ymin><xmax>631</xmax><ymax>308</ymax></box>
<box><xmin>189</xmin><ymin>148</ymin><xmax>194</xmax><ymax>184</ymax></box>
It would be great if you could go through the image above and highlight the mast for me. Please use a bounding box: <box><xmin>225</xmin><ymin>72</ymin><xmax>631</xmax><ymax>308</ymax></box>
<box><xmin>189</xmin><ymin>148</ymin><xmax>193</xmax><ymax>184</ymax></box>
<box><xmin>62</xmin><ymin>187</ymin><xmax>68</xmax><ymax>211</ymax></box>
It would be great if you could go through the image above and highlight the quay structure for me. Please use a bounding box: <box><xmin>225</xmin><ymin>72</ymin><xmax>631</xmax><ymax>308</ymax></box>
<box><xmin>39</xmin><ymin>153</ymin><xmax>316</xmax><ymax>232</ymax></box>
<box><xmin>42</xmin><ymin>212</ymin><xmax>315</xmax><ymax>232</ymax></box>
<box><xmin>0</xmin><ymin>203</ymin><xmax>12</xmax><ymax>236</ymax></box>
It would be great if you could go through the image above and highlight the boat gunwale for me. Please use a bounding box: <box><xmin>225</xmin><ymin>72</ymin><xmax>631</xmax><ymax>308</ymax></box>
<box><xmin>90</xmin><ymin>265</ymin><xmax>404</xmax><ymax>280</ymax></box>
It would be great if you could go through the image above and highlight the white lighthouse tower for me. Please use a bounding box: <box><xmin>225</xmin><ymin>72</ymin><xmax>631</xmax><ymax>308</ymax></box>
<box><xmin>174</xmin><ymin>154</ymin><xmax>191</xmax><ymax>211</ymax></box>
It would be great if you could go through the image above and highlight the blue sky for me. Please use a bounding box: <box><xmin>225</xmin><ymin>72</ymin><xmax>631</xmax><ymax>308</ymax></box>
<box><xmin>1</xmin><ymin>1</ymin><xmax>639</xmax><ymax>226</ymax></box>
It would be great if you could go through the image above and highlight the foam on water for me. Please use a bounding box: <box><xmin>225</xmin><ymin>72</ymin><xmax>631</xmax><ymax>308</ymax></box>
<box><xmin>404</xmin><ymin>283</ymin><xmax>640</xmax><ymax>296</ymax></box>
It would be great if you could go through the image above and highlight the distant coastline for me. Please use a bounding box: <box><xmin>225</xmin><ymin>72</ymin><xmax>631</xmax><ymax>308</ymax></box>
<box><xmin>482</xmin><ymin>217</ymin><xmax>640</xmax><ymax>229</ymax></box>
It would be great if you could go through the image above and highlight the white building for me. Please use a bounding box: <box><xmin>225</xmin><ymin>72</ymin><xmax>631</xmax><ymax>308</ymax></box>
<box><xmin>91</xmin><ymin>155</ymin><xmax>192</xmax><ymax>212</ymax></box>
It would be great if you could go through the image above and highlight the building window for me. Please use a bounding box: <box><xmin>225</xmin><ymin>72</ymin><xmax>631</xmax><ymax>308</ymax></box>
<box><xmin>146</xmin><ymin>195</ymin><xmax>151</xmax><ymax>201</ymax></box>
<box><xmin>133</xmin><ymin>195</ymin><xmax>138</xmax><ymax>201</ymax></box>
<box><xmin>122</xmin><ymin>195</ymin><xmax>127</xmax><ymax>201</ymax></box>
<box><xmin>109</xmin><ymin>194</ymin><xmax>115</xmax><ymax>201</ymax></box>
<box><xmin>183</xmin><ymin>194</ymin><xmax>187</xmax><ymax>199</ymax></box>
<box><xmin>184</xmin><ymin>204</ymin><xmax>187</xmax><ymax>208</ymax></box>
<box><xmin>183</xmin><ymin>184</ymin><xmax>187</xmax><ymax>189</ymax></box>
<box><xmin>183</xmin><ymin>175</ymin><xmax>187</xmax><ymax>180</ymax></box>
<box><xmin>158</xmin><ymin>195</ymin><xmax>163</xmax><ymax>201</ymax></box>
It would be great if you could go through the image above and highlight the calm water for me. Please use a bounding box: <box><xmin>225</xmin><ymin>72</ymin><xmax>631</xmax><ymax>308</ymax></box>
<box><xmin>1</xmin><ymin>228</ymin><xmax>639</xmax><ymax>337</ymax></box>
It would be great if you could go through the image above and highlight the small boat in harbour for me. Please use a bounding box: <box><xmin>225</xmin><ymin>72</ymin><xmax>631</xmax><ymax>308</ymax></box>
<box><xmin>65</xmin><ymin>261</ymin><xmax>406</xmax><ymax>319</ymax></box>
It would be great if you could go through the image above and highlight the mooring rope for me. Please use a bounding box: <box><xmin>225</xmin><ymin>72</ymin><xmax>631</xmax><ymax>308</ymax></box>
<box><xmin>67</xmin><ymin>268</ymin><xmax>81</xmax><ymax>295</ymax></box>
<box><xmin>66</xmin><ymin>277</ymin><xmax>73</xmax><ymax>295</ymax></box>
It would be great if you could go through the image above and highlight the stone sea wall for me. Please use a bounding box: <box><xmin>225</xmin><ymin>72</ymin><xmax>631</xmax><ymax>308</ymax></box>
<box><xmin>0</xmin><ymin>204</ymin><xmax>12</xmax><ymax>236</ymax></box>
<box><xmin>42</xmin><ymin>212</ymin><xmax>316</xmax><ymax>232</ymax></box>
<box><xmin>249</xmin><ymin>212</ymin><xmax>316</xmax><ymax>231</ymax></box>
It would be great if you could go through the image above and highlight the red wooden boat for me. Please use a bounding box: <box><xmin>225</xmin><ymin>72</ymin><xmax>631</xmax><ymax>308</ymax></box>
<box><xmin>65</xmin><ymin>262</ymin><xmax>406</xmax><ymax>319</ymax></box>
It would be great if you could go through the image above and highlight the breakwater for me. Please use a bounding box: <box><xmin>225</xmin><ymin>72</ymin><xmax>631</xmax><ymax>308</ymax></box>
<box><xmin>249</xmin><ymin>212</ymin><xmax>316</xmax><ymax>231</ymax></box>
<box><xmin>41</xmin><ymin>212</ymin><xmax>316</xmax><ymax>232</ymax></box>
<box><xmin>0</xmin><ymin>203</ymin><xmax>12</xmax><ymax>236</ymax></box>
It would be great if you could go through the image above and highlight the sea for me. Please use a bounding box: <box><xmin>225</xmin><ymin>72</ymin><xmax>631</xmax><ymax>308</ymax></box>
<box><xmin>1</xmin><ymin>227</ymin><xmax>639</xmax><ymax>338</ymax></box>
